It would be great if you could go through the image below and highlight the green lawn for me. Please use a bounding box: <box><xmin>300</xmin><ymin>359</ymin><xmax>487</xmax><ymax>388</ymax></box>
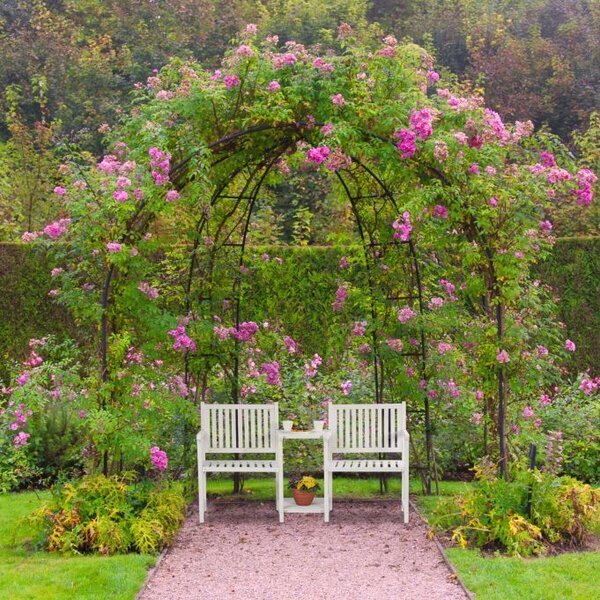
<box><xmin>446</xmin><ymin>548</ymin><xmax>600</xmax><ymax>600</ymax></box>
<box><xmin>0</xmin><ymin>492</ymin><xmax>155</xmax><ymax>600</ymax></box>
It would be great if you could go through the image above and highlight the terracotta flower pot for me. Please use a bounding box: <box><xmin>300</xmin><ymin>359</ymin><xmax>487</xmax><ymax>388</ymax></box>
<box><xmin>292</xmin><ymin>488</ymin><xmax>315</xmax><ymax>506</ymax></box>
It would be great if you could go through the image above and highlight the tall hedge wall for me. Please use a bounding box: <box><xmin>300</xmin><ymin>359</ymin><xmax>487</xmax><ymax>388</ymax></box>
<box><xmin>534</xmin><ymin>237</ymin><xmax>600</xmax><ymax>374</ymax></box>
<box><xmin>0</xmin><ymin>244</ymin><xmax>82</xmax><ymax>375</ymax></box>
<box><xmin>1</xmin><ymin>239</ymin><xmax>598</xmax><ymax>375</ymax></box>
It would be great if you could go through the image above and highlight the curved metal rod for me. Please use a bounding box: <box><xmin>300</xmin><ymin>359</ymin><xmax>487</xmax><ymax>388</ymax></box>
<box><xmin>334</xmin><ymin>170</ymin><xmax>383</xmax><ymax>404</ymax></box>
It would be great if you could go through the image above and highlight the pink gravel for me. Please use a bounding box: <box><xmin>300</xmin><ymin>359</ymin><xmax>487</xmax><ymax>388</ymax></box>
<box><xmin>139</xmin><ymin>500</ymin><xmax>468</xmax><ymax>600</ymax></box>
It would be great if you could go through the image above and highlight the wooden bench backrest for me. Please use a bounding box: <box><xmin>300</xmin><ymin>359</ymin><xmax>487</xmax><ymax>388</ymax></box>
<box><xmin>200</xmin><ymin>402</ymin><xmax>279</xmax><ymax>453</ymax></box>
<box><xmin>328</xmin><ymin>403</ymin><xmax>406</xmax><ymax>453</ymax></box>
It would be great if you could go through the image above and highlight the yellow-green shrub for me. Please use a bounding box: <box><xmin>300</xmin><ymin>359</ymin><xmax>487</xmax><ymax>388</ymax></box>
<box><xmin>31</xmin><ymin>474</ymin><xmax>187</xmax><ymax>555</ymax></box>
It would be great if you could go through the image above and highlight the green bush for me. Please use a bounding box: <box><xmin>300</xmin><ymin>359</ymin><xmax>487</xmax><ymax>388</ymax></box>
<box><xmin>31</xmin><ymin>474</ymin><xmax>187</xmax><ymax>555</ymax></box>
<box><xmin>430</xmin><ymin>465</ymin><xmax>600</xmax><ymax>556</ymax></box>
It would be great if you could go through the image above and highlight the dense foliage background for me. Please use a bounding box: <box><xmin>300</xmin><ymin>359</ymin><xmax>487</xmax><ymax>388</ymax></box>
<box><xmin>0</xmin><ymin>0</ymin><xmax>598</xmax><ymax>239</ymax></box>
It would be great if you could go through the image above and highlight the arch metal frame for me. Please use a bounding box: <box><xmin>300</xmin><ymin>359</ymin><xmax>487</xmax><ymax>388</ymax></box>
<box><xmin>101</xmin><ymin>122</ymin><xmax>436</xmax><ymax>491</ymax></box>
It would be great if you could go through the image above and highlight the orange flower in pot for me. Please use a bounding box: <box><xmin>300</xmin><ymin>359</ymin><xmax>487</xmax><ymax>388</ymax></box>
<box><xmin>288</xmin><ymin>475</ymin><xmax>320</xmax><ymax>506</ymax></box>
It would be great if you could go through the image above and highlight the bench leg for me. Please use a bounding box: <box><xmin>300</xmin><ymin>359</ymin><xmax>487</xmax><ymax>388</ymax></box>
<box><xmin>402</xmin><ymin>468</ymin><xmax>409</xmax><ymax>524</ymax></box>
<box><xmin>323</xmin><ymin>469</ymin><xmax>330</xmax><ymax>523</ymax></box>
<box><xmin>277</xmin><ymin>469</ymin><xmax>284</xmax><ymax>523</ymax></box>
<box><xmin>275</xmin><ymin>469</ymin><xmax>281</xmax><ymax>512</ymax></box>
<box><xmin>198</xmin><ymin>470</ymin><xmax>206</xmax><ymax>523</ymax></box>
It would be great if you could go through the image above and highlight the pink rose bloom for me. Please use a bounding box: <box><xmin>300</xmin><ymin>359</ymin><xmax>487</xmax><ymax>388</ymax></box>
<box><xmin>352</xmin><ymin>321</ymin><xmax>367</xmax><ymax>336</ymax></box>
<box><xmin>565</xmin><ymin>339</ymin><xmax>576</xmax><ymax>352</ymax></box>
<box><xmin>437</xmin><ymin>342</ymin><xmax>453</xmax><ymax>354</ymax></box>
<box><xmin>223</xmin><ymin>74</ymin><xmax>240</xmax><ymax>89</ymax></box>
<box><xmin>340</xmin><ymin>380</ymin><xmax>352</xmax><ymax>395</ymax></box>
<box><xmin>387</xmin><ymin>338</ymin><xmax>404</xmax><ymax>352</ymax></box>
<box><xmin>54</xmin><ymin>186</ymin><xmax>66</xmax><ymax>196</ymax></box>
<box><xmin>267</xmin><ymin>80</ymin><xmax>281</xmax><ymax>92</ymax></box>
<box><xmin>43</xmin><ymin>219</ymin><xmax>70</xmax><ymax>239</ymax></box>
<box><xmin>116</xmin><ymin>176</ymin><xmax>131</xmax><ymax>188</ymax></box>
<box><xmin>540</xmin><ymin>151</ymin><xmax>556</xmax><ymax>168</ymax></box>
<box><xmin>166</xmin><ymin>190</ymin><xmax>180</xmax><ymax>202</ymax></box>
<box><xmin>245</xmin><ymin>23</ymin><xmax>258</xmax><ymax>34</ymax></box>
<box><xmin>522</xmin><ymin>406</ymin><xmax>535</xmax><ymax>419</ymax></box>
<box><xmin>392</xmin><ymin>211</ymin><xmax>412</xmax><ymax>241</ymax></box>
<box><xmin>394</xmin><ymin>129</ymin><xmax>417</xmax><ymax>159</ymax></box>
<box><xmin>454</xmin><ymin>132</ymin><xmax>468</xmax><ymax>144</ymax></box>
<box><xmin>261</xmin><ymin>361</ymin><xmax>282</xmax><ymax>386</ymax></box>
<box><xmin>138</xmin><ymin>281</ymin><xmax>159</xmax><ymax>299</ymax></box>
<box><xmin>496</xmin><ymin>349</ymin><xmax>510</xmax><ymax>363</ymax></box>
<box><xmin>539</xmin><ymin>220</ymin><xmax>553</xmax><ymax>232</ymax></box>
<box><xmin>488</xmin><ymin>197</ymin><xmax>498</xmax><ymax>207</ymax></box>
<box><xmin>321</xmin><ymin>123</ymin><xmax>334</xmax><ymax>136</ymax></box>
<box><xmin>470</xmin><ymin>412</ymin><xmax>483</xmax><ymax>425</ymax></box>
<box><xmin>113</xmin><ymin>190</ymin><xmax>129</xmax><ymax>202</ymax></box>
<box><xmin>332</xmin><ymin>285</ymin><xmax>348</xmax><ymax>312</ymax></box>
<box><xmin>17</xmin><ymin>372</ymin><xmax>30</xmax><ymax>386</ymax></box>
<box><xmin>236</xmin><ymin>44</ymin><xmax>253</xmax><ymax>57</ymax></box>
<box><xmin>432</xmin><ymin>205</ymin><xmax>448</xmax><ymax>219</ymax></box>
<box><xmin>13</xmin><ymin>431</ymin><xmax>30</xmax><ymax>448</ymax></box>
<box><xmin>332</xmin><ymin>93</ymin><xmax>345</xmax><ymax>106</ymax></box>
<box><xmin>106</xmin><ymin>242</ymin><xmax>122</xmax><ymax>252</ymax></box>
<box><xmin>426</xmin><ymin>70</ymin><xmax>440</xmax><ymax>84</ymax></box>
<box><xmin>339</xmin><ymin>256</ymin><xmax>349</xmax><ymax>269</ymax></box>
<box><xmin>306</xmin><ymin>146</ymin><xmax>330</xmax><ymax>165</ymax></box>
<box><xmin>150</xmin><ymin>446</ymin><xmax>168</xmax><ymax>471</ymax></box>
<box><xmin>284</xmin><ymin>336</ymin><xmax>298</xmax><ymax>354</ymax></box>
<box><xmin>428</xmin><ymin>297</ymin><xmax>445</xmax><ymax>310</ymax></box>
<box><xmin>476</xmin><ymin>390</ymin><xmax>484</xmax><ymax>401</ymax></box>
<box><xmin>409</xmin><ymin>107</ymin><xmax>435</xmax><ymax>140</ymax></box>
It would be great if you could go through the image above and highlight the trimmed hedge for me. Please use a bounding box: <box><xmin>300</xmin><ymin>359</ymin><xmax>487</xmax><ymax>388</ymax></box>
<box><xmin>535</xmin><ymin>237</ymin><xmax>600</xmax><ymax>374</ymax></box>
<box><xmin>0</xmin><ymin>243</ymin><xmax>81</xmax><ymax>377</ymax></box>
<box><xmin>0</xmin><ymin>239</ymin><xmax>598</xmax><ymax>374</ymax></box>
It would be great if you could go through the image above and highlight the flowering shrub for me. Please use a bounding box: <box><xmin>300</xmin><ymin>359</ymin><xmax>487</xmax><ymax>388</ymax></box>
<box><xmin>0</xmin><ymin>337</ymin><xmax>87</xmax><ymax>490</ymax></box>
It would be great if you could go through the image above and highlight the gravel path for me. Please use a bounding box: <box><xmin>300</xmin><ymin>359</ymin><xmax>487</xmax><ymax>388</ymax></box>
<box><xmin>139</xmin><ymin>500</ymin><xmax>468</xmax><ymax>600</ymax></box>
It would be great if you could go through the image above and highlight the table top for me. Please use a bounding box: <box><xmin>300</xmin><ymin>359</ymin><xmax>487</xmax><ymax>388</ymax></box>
<box><xmin>279</xmin><ymin>429</ymin><xmax>326</xmax><ymax>439</ymax></box>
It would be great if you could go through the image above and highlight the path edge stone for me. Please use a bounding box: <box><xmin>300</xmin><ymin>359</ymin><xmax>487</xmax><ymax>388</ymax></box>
<box><xmin>410</xmin><ymin>499</ymin><xmax>474</xmax><ymax>600</ymax></box>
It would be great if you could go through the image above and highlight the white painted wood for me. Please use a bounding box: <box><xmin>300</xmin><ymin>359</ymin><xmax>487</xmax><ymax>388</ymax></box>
<box><xmin>282</xmin><ymin>498</ymin><xmax>326</xmax><ymax>514</ymax></box>
<box><xmin>325</xmin><ymin>402</ymin><xmax>410</xmax><ymax>522</ymax></box>
<box><xmin>278</xmin><ymin>428</ymin><xmax>329</xmax><ymax>523</ymax></box>
<box><xmin>197</xmin><ymin>402</ymin><xmax>282</xmax><ymax>522</ymax></box>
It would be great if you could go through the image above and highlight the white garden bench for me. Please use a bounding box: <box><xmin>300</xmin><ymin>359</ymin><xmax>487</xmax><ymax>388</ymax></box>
<box><xmin>324</xmin><ymin>402</ymin><xmax>410</xmax><ymax>522</ymax></box>
<box><xmin>197</xmin><ymin>402</ymin><xmax>282</xmax><ymax>523</ymax></box>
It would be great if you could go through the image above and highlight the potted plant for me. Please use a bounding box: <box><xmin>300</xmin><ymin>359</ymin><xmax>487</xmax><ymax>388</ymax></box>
<box><xmin>288</xmin><ymin>475</ymin><xmax>320</xmax><ymax>506</ymax></box>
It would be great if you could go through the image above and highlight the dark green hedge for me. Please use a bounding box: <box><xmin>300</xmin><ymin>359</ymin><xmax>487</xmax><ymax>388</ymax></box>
<box><xmin>534</xmin><ymin>237</ymin><xmax>600</xmax><ymax>374</ymax></box>
<box><xmin>0</xmin><ymin>244</ymin><xmax>80</xmax><ymax>376</ymax></box>
<box><xmin>1</xmin><ymin>239</ymin><xmax>598</xmax><ymax>375</ymax></box>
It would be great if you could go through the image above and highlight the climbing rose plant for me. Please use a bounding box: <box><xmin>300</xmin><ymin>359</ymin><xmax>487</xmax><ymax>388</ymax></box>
<box><xmin>18</xmin><ymin>23</ymin><xmax>595</xmax><ymax>478</ymax></box>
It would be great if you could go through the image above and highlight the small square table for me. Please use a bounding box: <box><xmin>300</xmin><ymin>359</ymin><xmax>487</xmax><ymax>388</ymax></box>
<box><xmin>278</xmin><ymin>429</ymin><xmax>330</xmax><ymax>523</ymax></box>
